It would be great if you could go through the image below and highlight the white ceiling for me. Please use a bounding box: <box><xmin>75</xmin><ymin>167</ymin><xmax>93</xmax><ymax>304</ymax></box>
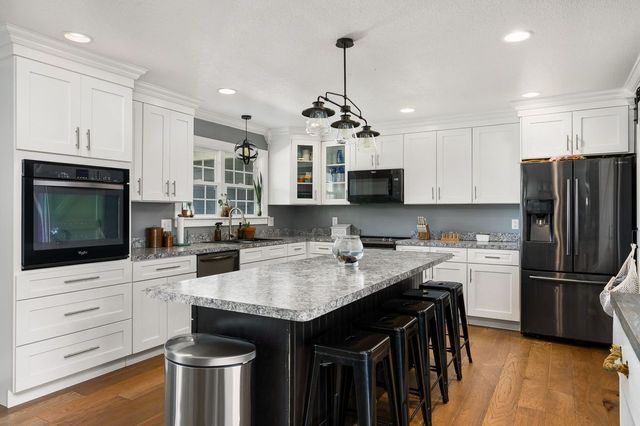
<box><xmin>1</xmin><ymin>0</ymin><xmax>639</xmax><ymax>130</ymax></box>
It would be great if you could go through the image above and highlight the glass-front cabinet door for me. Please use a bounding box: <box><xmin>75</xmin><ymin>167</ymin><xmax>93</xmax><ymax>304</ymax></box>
<box><xmin>322</xmin><ymin>141</ymin><xmax>350</xmax><ymax>204</ymax></box>
<box><xmin>291</xmin><ymin>138</ymin><xmax>320</xmax><ymax>204</ymax></box>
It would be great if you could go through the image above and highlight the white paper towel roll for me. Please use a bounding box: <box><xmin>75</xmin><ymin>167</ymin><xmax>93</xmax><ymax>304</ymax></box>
<box><xmin>176</xmin><ymin>216</ymin><xmax>185</xmax><ymax>245</ymax></box>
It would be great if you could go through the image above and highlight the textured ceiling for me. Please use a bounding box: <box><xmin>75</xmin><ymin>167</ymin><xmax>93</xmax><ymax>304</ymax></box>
<box><xmin>1</xmin><ymin>0</ymin><xmax>639</xmax><ymax>129</ymax></box>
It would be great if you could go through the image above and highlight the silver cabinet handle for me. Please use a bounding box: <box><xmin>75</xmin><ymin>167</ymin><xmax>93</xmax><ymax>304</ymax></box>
<box><xmin>575</xmin><ymin>133</ymin><xmax>579</xmax><ymax>151</ymax></box>
<box><xmin>438</xmin><ymin>187</ymin><xmax>441</xmax><ymax>200</ymax></box>
<box><xmin>431</xmin><ymin>187</ymin><xmax>435</xmax><ymax>200</ymax></box>
<box><xmin>566</xmin><ymin>135</ymin><xmax>570</xmax><ymax>151</ymax></box>
<box><xmin>484</xmin><ymin>255</ymin><xmax>501</xmax><ymax>259</ymax></box>
<box><xmin>474</xmin><ymin>186</ymin><xmax>477</xmax><ymax>200</ymax></box>
<box><xmin>469</xmin><ymin>268</ymin><xmax>472</xmax><ymax>283</ymax></box>
<box><xmin>137</xmin><ymin>178</ymin><xmax>142</xmax><ymax>195</ymax></box>
<box><xmin>64</xmin><ymin>306</ymin><xmax>100</xmax><ymax>317</ymax></box>
<box><xmin>64</xmin><ymin>346</ymin><xmax>100</xmax><ymax>359</ymax></box>
<box><xmin>75</xmin><ymin>127</ymin><xmax>80</xmax><ymax>149</ymax></box>
<box><xmin>566</xmin><ymin>178</ymin><xmax>571</xmax><ymax>256</ymax></box>
<box><xmin>64</xmin><ymin>276</ymin><xmax>100</xmax><ymax>284</ymax></box>
<box><xmin>574</xmin><ymin>178</ymin><xmax>579</xmax><ymax>255</ymax></box>
<box><xmin>166</xmin><ymin>180</ymin><xmax>170</xmax><ymax>196</ymax></box>
<box><xmin>86</xmin><ymin>129</ymin><xmax>91</xmax><ymax>150</ymax></box>
<box><xmin>529</xmin><ymin>275</ymin><xmax>608</xmax><ymax>285</ymax></box>
<box><xmin>156</xmin><ymin>265</ymin><xmax>181</xmax><ymax>271</ymax></box>
<box><xmin>172</xmin><ymin>181</ymin><xmax>177</xmax><ymax>196</ymax></box>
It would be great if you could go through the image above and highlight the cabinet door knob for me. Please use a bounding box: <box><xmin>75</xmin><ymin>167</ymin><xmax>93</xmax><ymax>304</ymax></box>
<box><xmin>86</xmin><ymin>129</ymin><xmax>91</xmax><ymax>150</ymax></box>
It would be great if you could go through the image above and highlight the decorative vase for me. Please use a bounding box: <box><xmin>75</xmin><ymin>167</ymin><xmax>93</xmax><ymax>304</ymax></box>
<box><xmin>244</xmin><ymin>226</ymin><xmax>256</xmax><ymax>240</ymax></box>
<box><xmin>221</xmin><ymin>206</ymin><xmax>231</xmax><ymax>217</ymax></box>
<box><xmin>332</xmin><ymin>235</ymin><xmax>364</xmax><ymax>267</ymax></box>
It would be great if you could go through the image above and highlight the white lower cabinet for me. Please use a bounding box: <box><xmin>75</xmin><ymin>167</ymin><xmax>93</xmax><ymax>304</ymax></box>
<box><xmin>614</xmin><ymin>312</ymin><xmax>640</xmax><ymax>426</ymax></box>
<box><xmin>132</xmin><ymin>272</ymin><xmax>196</xmax><ymax>353</ymax></box>
<box><xmin>308</xmin><ymin>241</ymin><xmax>333</xmax><ymax>257</ymax></box>
<box><xmin>467</xmin><ymin>264</ymin><xmax>520</xmax><ymax>321</ymax></box>
<box><xmin>433</xmin><ymin>261</ymin><xmax>468</xmax><ymax>302</ymax></box>
<box><xmin>15</xmin><ymin>320</ymin><xmax>132</xmax><ymax>392</ymax></box>
<box><xmin>240</xmin><ymin>243</ymin><xmax>309</xmax><ymax>269</ymax></box>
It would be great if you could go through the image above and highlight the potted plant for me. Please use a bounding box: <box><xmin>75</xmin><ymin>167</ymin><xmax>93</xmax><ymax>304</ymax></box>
<box><xmin>218</xmin><ymin>193</ymin><xmax>231</xmax><ymax>217</ymax></box>
<box><xmin>253</xmin><ymin>172</ymin><xmax>263</xmax><ymax>216</ymax></box>
<box><xmin>243</xmin><ymin>222</ymin><xmax>256</xmax><ymax>240</ymax></box>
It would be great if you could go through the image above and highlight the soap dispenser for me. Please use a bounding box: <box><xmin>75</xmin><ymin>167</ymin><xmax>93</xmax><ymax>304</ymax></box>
<box><xmin>214</xmin><ymin>222</ymin><xmax>222</xmax><ymax>241</ymax></box>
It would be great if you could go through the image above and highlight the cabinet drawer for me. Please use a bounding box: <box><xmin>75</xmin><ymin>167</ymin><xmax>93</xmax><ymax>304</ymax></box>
<box><xmin>240</xmin><ymin>248</ymin><xmax>265</xmax><ymax>264</ymax></box>
<box><xmin>16</xmin><ymin>283</ymin><xmax>132</xmax><ymax>346</ymax></box>
<box><xmin>132</xmin><ymin>256</ymin><xmax>196</xmax><ymax>281</ymax></box>
<box><xmin>430</xmin><ymin>247</ymin><xmax>467</xmax><ymax>263</ymax></box>
<box><xmin>263</xmin><ymin>244</ymin><xmax>288</xmax><ymax>260</ymax></box>
<box><xmin>17</xmin><ymin>260</ymin><xmax>132</xmax><ymax>300</ymax></box>
<box><xmin>15</xmin><ymin>320</ymin><xmax>132</xmax><ymax>392</ymax></box>
<box><xmin>287</xmin><ymin>242</ymin><xmax>307</xmax><ymax>257</ymax></box>
<box><xmin>396</xmin><ymin>246</ymin><xmax>430</xmax><ymax>253</ymax></box>
<box><xmin>309</xmin><ymin>242</ymin><xmax>333</xmax><ymax>255</ymax></box>
<box><xmin>467</xmin><ymin>249</ymin><xmax>519</xmax><ymax>266</ymax></box>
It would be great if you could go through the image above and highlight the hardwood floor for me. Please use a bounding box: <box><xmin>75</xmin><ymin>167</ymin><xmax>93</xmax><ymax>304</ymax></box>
<box><xmin>0</xmin><ymin>326</ymin><xmax>619</xmax><ymax>425</ymax></box>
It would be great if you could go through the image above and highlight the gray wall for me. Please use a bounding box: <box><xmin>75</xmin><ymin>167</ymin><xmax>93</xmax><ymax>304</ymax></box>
<box><xmin>194</xmin><ymin>118</ymin><xmax>267</xmax><ymax>149</ymax></box>
<box><xmin>131</xmin><ymin>203</ymin><xmax>177</xmax><ymax>239</ymax></box>
<box><xmin>269</xmin><ymin>204</ymin><xmax>521</xmax><ymax>237</ymax></box>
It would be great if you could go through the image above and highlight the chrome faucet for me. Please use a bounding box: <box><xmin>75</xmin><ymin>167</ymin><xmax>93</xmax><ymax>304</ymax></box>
<box><xmin>228</xmin><ymin>207</ymin><xmax>244</xmax><ymax>240</ymax></box>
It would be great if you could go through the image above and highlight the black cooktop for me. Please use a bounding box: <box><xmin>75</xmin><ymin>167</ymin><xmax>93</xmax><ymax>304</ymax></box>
<box><xmin>360</xmin><ymin>236</ymin><xmax>407</xmax><ymax>249</ymax></box>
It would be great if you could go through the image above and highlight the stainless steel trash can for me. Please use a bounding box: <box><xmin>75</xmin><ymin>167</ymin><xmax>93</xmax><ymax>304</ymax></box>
<box><xmin>165</xmin><ymin>333</ymin><xmax>256</xmax><ymax>426</ymax></box>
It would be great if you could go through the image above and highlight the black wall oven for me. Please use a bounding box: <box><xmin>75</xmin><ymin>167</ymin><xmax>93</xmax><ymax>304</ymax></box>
<box><xmin>347</xmin><ymin>168</ymin><xmax>404</xmax><ymax>203</ymax></box>
<box><xmin>22</xmin><ymin>160</ymin><xmax>129</xmax><ymax>270</ymax></box>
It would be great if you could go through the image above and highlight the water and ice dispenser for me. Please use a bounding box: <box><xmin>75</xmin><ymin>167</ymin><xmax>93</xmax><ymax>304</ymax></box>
<box><xmin>525</xmin><ymin>200</ymin><xmax>553</xmax><ymax>242</ymax></box>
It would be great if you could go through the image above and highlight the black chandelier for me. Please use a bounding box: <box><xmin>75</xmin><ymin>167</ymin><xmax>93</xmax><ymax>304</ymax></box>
<box><xmin>301</xmin><ymin>37</ymin><xmax>380</xmax><ymax>147</ymax></box>
<box><xmin>235</xmin><ymin>115</ymin><xmax>258</xmax><ymax>165</ymax></box>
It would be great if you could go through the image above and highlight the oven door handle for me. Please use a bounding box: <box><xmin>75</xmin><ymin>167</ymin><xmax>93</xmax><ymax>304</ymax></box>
<box><xmin>32</xmin><ymin>179</ymin><xmax>124</xmax><ymax>191</ymax></box>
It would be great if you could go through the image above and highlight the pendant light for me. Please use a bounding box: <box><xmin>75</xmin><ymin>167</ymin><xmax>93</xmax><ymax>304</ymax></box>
<box><xmin>301</xmin><ymin>37</ymin><xmax>380</xmax><ymax>147</ymax></box>
<box><xmin>234</xmin><ymin>115</ymin><xmax>258</xmax><ymax>165</ymax></box>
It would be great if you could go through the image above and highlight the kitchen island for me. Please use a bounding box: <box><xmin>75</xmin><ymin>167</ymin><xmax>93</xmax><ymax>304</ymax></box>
<box><xmin>146</xmin><ymin>249</ymin><xmax>451</xmax><ymax>425</ymax></box>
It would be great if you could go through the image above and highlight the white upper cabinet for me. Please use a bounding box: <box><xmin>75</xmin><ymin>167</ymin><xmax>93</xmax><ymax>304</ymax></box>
<box><xmin>322</xmin><ymin>141</ymin><xmax>349</xmax><ymax>204</ymax></box>
<box><xmin>16</xmin><ymin>58</ymin><xmax>82</xmax><ymax>156</ymax></box>
<box><xmin>521</xmin><ymin>106</ymin><xmax>630</xmax><ymax>160</ymax></box>
<box><xmin>291</xmin><ymin>138</ymin><xmax>321</xmax><ymax>204</ymax></box>
<box><xmin>16</xmin><ymin>57</ymin><xmax>132</xmax><ymax>162</ymax></box>
<box><xmin>135</xmin><ymin>103</ymin><xmax>194</xmax><ymax>202</ymax></box>
<box><xmin>131</xmin><ymin>101</ymin><xmax>144</xmax><ymax>201</ymax></box>
<box><xmin>376</xmin><ymin>135</ymin><xmax>404</xmax><ymax>169</ymax></box>
<box><xmin>436</xmin><ymin>128</ymin><xmax>472</xmax><ymax>204</ymax></box>
<box><xmin>169</xmin><ymin>111</ymin><xmax>194</xmax><ymax>202</ymax></box>
<box><xmin>472</xmin><ymin>124</ymin><xmax>520</xmax><ymax>204</ymax></box>
<box><xmin>351</xmin><ymin>134</ymin><xmax>404</xmax><ymax>170</ymax></box>
<box><xmin>404</xmin><ymin>132</ymin><xmax>437</xmax><ymax>204</ymax></box>
<box><xmin>573</xmin><ymin>106</ymin><xmax>629</xmax><ymax>155</ymax></box>
<box><xmin>521</xmin><ymin>112</ymin><xmax>572</xmax><ymax>159</ymax></box>
<box><xmin>81</xmin><ymin>76</ymin><xmax>132</xmax><ymax>162</ymax></box>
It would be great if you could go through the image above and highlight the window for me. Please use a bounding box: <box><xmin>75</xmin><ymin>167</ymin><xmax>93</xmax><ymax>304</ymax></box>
<box><xmin>192</xmin><ymin>152</ymin><xmax>217</xmax><ymax>215</ymax></box>
<box><xmin>224</xmin><ymin>153</ymin><xmax>255</xmax><ymax>215</ymax></box>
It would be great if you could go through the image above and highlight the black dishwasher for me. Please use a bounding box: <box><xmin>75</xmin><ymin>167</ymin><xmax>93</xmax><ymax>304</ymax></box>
<box><xmin>192</xmin><ymin>251</ymin><xmax>239</xmax><ymax>332</ymax></box>
<box><xmin>197</xmin><ymin>251</ymin><xmax>239</xmax><ymax>277</ymax></box>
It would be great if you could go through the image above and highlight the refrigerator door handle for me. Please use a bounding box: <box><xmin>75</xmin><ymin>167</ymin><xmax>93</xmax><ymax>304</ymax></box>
<box><xmin>566</xmin><ymin>178</ymin><xmax>571</xmax><ymax>256</ymax></box>
<box><xmin>528</xmin><ymin>275</ymin><xmax>609</xmax><ymax>285</ymax></box>
<box><xmin>574</xmin><ymin>178</ymin><xmax>579</xmax><ymax>255</ymax></box>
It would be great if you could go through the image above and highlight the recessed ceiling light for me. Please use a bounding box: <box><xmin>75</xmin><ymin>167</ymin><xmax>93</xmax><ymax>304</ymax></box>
<box><xmin>63</xmin><ymin>32</ymin><xmax>92</xmax><ymax>43</ymax></box>
<box><xmin>400</xmin><ymin>107</ymin><xmax>415</xmax><ymax>113</ymax></box>
<box><xmin>521</xmin><ymin>91</ymin><xmax>541</xmax><ymax>98</ymax></box>
<box><xmin>218</xmin><ymin>88</ymin><xmax>237</xmax><ymax>95</ymax></box>
<box><xmin>503</xmin><ymin>30</ymin><xmax>532</xmax><ymax>43</ymax></box>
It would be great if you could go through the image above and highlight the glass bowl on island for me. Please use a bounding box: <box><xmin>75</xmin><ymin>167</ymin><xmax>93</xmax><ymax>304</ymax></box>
<box><xmin>332</xmin><ymin>235</ymin><xmax>364</xmax><ymax>267</ymax></box>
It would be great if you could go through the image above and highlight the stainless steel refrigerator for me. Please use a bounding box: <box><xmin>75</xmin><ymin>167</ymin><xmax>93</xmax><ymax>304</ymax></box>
<box><xmin>521</xmin><ymin>156</ymin><xmax>635</xmax><ymax>344</ymax></box>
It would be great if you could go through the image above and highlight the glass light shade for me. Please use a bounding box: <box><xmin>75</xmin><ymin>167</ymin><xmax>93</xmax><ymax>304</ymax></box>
<box><xmin>359</xmin><ymin>134</ymin><xmax>376</xmax><ymax>150</ymax></box>
<box><xmin>335</xmin><ymin>126</ymin><xmax>357</xmax><ymax>145</ymax></box>
<box><xmin>305</xmin><ymin>115</ymin><xmax>330</xmax><ymax>136</ymax></box>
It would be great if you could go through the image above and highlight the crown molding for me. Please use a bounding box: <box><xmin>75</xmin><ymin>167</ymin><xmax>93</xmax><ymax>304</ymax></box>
<box><xmin>371</xmin><ymin>109</ymin><xmax>518</xmax><ymax>135</ymax></box>
<box><xmin>0</xmin><ymin>22</ymin><xmax>147</xmax><ymax>84</ymax></box>
<box><xmin>195</xmin><ymin>108</ymin><xmax>268</xmax><ymax>135</ymax></box>
<box><xmin>134</xmin><ymin>81</ymin><xmax>200</xmax><ymax>115</ymax></box>
<box><xmin>512</xmin><ymin>89</ymin><xmax>634</xmax><ymax>116</ymax></box>
<box><xmin>624</xmin><ymin>51</ymin><xmax>640</xmax><ymax>93</ymax></box>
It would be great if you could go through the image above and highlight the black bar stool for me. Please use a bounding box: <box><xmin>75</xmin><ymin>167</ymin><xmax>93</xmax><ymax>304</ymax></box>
<box><xmin>303</xmin><ymin>329</ymin><xmax>400</xmax><ymax>426</ymax></box>
<box><xmin>402</xmin><ymin>288</ymin><xmax>463</xmax><ymax>381</ymax></box>
<box><xmin>354</xmin><ymin>312</ymin><xmax>429</xmax><ymax>426</ymax></box>
<box><xmin>421</xmin><ymin>280</ymin><xmax>473</xmax><ymax>363</ymax></box>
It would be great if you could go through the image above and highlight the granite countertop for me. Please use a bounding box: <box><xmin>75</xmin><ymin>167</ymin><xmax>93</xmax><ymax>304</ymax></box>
<box><xmin>395</xmin><ymin>239</ymin><xmax>520</xmax><ymax>251</ymax></box>
<box><xmin>131</xmin><ymin>236</ymin><xmax>334</xmax><ymax>262</ymax></box>
<box><xmin>612</xmin><ymin>293</ymin><xmax>640</xmax><ymax>359</ymax></box>
<box><xmin>144</xmin><ymin>250</ymin><xmax>452</xmax><ymax>322</ymax></box>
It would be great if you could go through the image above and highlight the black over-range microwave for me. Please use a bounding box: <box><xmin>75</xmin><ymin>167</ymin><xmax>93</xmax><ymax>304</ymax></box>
<box><xmin>347</xmin><ymin>169</ymin><xmax>404</xmax><ymax>203</ymax></box>
<box><xmin>22</xmin><ymin>160</ymin><xmax>130</xmax><ymax>270</ymax></box>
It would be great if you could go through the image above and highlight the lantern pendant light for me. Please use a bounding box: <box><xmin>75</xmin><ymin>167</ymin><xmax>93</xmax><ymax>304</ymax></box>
<box><xmin>234</xmin><ymin>115</ymin><xmax>258</xmax><ymax>165</ymax></box>
<box><xmin>301</xmin><ymin>37</ymin><xmax>380</xmax><ymax>147</ymax></box>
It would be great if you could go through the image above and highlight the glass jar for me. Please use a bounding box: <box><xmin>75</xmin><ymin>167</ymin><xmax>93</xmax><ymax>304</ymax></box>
<box><xmin>332</xmin><ymin>235</ymin><xmax>364</xmax><ymax>267</ymax></box>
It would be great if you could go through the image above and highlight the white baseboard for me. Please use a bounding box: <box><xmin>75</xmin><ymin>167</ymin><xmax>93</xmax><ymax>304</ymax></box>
<box><xmin>3</xmin><ymin>346</ymin><xmax>165</xmax><ymax>408</ymax></box>
<box><xmin>468</xmin><ymin>316</ymin><xmax>521</xmax><ymax>331</ymax></box>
